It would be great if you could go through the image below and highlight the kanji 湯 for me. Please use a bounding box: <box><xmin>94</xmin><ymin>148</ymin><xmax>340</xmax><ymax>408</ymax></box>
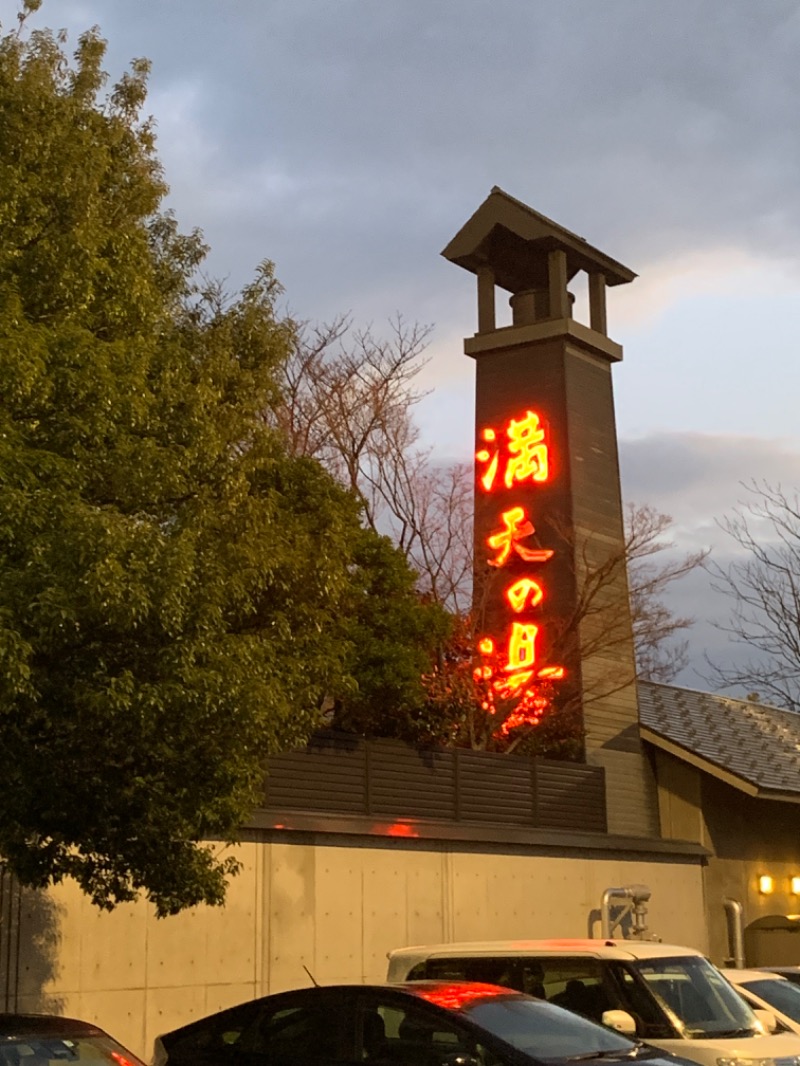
<box><xmin>505</xmin><ymin>621</ymin><xmax>538</xmax><ymax>671</ymax></box>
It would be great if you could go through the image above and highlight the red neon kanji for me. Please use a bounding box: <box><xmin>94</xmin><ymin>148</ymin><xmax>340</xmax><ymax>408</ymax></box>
<box><xmin>472</xmin><ymin>630</ymin><xmax>566</xmax><ymax>731</ymax></box>
<box><xmin>505</xmin><ymin>577</ymin><xmax>544</xmax><ymax>612</ymax></box>
<box><xmin>496</xmin><ymin>669</ymin><xmax>534</xmax><ymax>695</ymax></box>
<box><xmin>504</xmin><ymin>410</ymin><xmax>549</xmax><ymax>488</ymax></box>
<box><xmin>505</xmin><ymin>621</ymin><xmax>538</xmax><ymax>671</ymax></box>
<box><xmin>487</xmin><ymin>507</ymin><xmax>555</xmax><ymax>568</ymax></box>
<box><xmin>537</xmin><ymin>665</ymin><xmax>565</xmax><ymax>680</ymax></box>
<box><xmin>475</xmin><ymin>427</ymin><xmax>500</xmax><ymax>491</ymax></box>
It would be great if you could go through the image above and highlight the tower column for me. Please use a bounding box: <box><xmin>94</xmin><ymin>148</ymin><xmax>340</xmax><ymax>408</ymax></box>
<box><xmin>589</xmin><ymin>272</ymin><xmax>608</xmax><ymax>335</ymax></box>
<box><xmin>548</xmin><ymin>249</ymin><xmax>570</xmax><ymax>319</ymax></box>
<box><xmin>477</xmin><ymin>266</ymin><xmax>496</xmax><ymax>334</ymax></box>
<box><xmin>442</xmin><ymin>186</ymin><xmax>658</xmax><ymax>839</ymax></box>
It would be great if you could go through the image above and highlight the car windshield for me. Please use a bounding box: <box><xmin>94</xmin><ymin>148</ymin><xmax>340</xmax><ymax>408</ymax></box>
<box><xmin>628</xmin><ymin>957</ymin><xmax>758</xmax><ymax>1039</ymax></box>
<box><xmin>0</xmin><ymin>1031</ymin><xmax>145</xmax><ymax>1066</ymax></box>
<box><xmin>463</xmin><ymin>996</ymin><xmax>642</xmax><ymax>1061</ymax></box>
<box><xmin>740</xmin><ymin>978</ymin><xmax>800</xmax><ymax>1024</ymax></box>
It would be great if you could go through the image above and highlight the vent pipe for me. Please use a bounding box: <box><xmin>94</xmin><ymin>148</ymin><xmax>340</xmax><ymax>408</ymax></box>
<box><xmin>724</xmin><ymin>898</ymin><xmax>745</xmax><ymax>968</ymax></box>
<box><xmin>601</xmin><ymin>885</ymin><xmax>652</xmax><ymax>940</ymax></box>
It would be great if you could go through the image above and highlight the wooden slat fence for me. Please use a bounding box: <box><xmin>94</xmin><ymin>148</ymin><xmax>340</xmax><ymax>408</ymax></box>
<box><xmin>262</xmin><ymin>734</ymin><xmax>607</xmax><ymax>834</ymax></box>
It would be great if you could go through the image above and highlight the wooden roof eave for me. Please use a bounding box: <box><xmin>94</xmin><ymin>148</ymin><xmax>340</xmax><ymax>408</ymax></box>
<box><xmin>640</xmin><ymin>726</ymin><xmax>800</xmax><ymax>804</ymax></box>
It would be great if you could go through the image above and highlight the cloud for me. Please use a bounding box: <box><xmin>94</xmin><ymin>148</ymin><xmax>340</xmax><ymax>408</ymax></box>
<box><xmin>25</xmin><ymin>0</ymin><xmax>800</xmax><ymax>330</ymax></box>
<box><xmin>619</xmin><ymin>432</ymin><xmax>800</xmax><ymax>535</ymax></box>
<box><xmin>618</xmin><ymin>432</ymin><xmax>800</xmax><ymax>693</ymax></box>
<box><xmin>9</xmin><ymin>0</ymin><xmax>800</xmax><ymax>710</ymax></box>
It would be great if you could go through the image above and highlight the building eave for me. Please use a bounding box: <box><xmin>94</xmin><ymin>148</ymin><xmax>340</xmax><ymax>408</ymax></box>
<box><xmin>640</xmin><ymin>725</ymin><xmax>800</xmax><ymax>804</ymax></box>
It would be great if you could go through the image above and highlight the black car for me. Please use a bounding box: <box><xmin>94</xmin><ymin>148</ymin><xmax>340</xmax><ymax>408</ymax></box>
<box><xmin>0</xmin><ymin>1012</ymin><xmax>146</xmax><ymax>1066</ymax></box>
<box><xmin>154</xmin><ymin>981</ymin><xmax>694</xmax><ymax>1066</ymax></box>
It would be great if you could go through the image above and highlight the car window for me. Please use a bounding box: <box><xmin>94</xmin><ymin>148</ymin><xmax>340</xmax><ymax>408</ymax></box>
<box><xmin>158</xmin><ymin>1003</ymin><xmax>261</xmax><ymax>1066</ymax></box>
<box><xmin>463</xmin><ymin>998</ymin><xmax>636</xmax><ymax>1061</ymax></box>
<box><xmin>739</xmin><ymin>978</ymin><xmax>800</xmax><ymax>1023</ymax></box>
<box><xmin>538</xmin><ymin>959</ymin><xmax>614</xmax><ymax>1020</ymax></box>
<box><xmin>0</xmin><ymin>1033</ymin><xmax>145</xmax><ymax>1066</ymax></box>
<box><xmin>235</xmin><ymin>997</ymin><xmax>352</xmax><ymax>1065</ymax></box>
<box><xmin>422</xmin><ymin>957</ymin><xmax>533</xmax><ymax>994</ymax></box>
<box><xmin>609</xmin><ymin>966</ymin><xmax>675</xmax><ymax>1039</ymax></box>
<box><xmin>357</xmin><ymin>998</ymin><xmax>507</xmax><ymax>1066</ymax></box>
<box><xmin>630</xmin><ymin>957</ymin><xmax>756</xmax><ymax>1039</ymax></box>
<box><xmin>421</xmin><ymin>957</ymin><xmax>620</xmax><ymax>1024</ymax></box>
<box><xmin>161</xmin><ymin>993</ymin><xmax>352</xmax><ymax>1066</ymax></box>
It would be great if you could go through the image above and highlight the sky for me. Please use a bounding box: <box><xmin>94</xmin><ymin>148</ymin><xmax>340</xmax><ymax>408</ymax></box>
<box><xmin>8</xmin><ymin>0</ymin><xmax>800</xmax><ymax>694</ymax></box>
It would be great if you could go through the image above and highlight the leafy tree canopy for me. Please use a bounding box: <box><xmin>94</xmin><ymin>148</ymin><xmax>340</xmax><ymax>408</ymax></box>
<box><xmin>332</xmin><ymin>532</ymin><xmax>452</xmax><ymax>745</ymax></box>
<box><xmin>0</xmin><ymin>5</ymin><xmax>443</xmax><ymax>914</ymax></box>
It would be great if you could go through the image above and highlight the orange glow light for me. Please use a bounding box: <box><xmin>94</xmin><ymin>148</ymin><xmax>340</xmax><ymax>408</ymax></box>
<box><xmin>487</xmin><ymin>507</ymin><xmax>555</xmax><ymax>568</ymax></box>
<box><xmin>505</xmin><ymin>622</ymin><xmax>538</xmax><ymax>671</ymax></box>
<box><xmin>111</xmin><ymin>1054</ymin><xmax>138</xmax><ymax>1066</ymax></box>
<box><xmin>537</xmin><ymin>666</ymin><xmax>565</xmax><ymax>680</ymax></box>
<box><xmin>473</xmin><ymin>406</ymin><xmax>564</xmax><ymax>730</ymax></box>
<box><xmin>493</xmin><ymin>670</ymin><xmax>534</xmax><ymax>697</ymax></box>
<box><xmin>385</xmin><ymin>822</ymin><xmax>419</xmax><ymax>838</ymax></box>
<box><xmin>476</xmin><ymin>427</ymin><xmax>500</xmax><ymax>491</ymax></box>
<box><xmin>416</xmin><ymin>983</ymin><xmax>510</xmax><ymax>1010</ymax></box>
<box><xmin>505</xmin><ymin>577</ymin><xmax>544</xmax><ymax>612</ymax></box>
<box><xmin>504</xmin><ymin>410</ymin><xmax>549</xmax><ymax>487</ymax></box>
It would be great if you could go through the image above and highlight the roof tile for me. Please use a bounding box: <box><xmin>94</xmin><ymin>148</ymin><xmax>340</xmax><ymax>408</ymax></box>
<box><xmin>638</xmin><ymin>681</ymin><xmax>800</xmax><ymax>796</ymax></box>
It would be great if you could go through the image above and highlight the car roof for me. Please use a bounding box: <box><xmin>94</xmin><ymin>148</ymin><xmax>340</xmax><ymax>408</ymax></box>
<box><xmin>393</xmin><ymin>981</ymin><xmax>524</xmax><ymax>1002</ymax></box>
<box><xmin>388</xmin><ymin>939</ymin><xmax>705</xmax><ymax>963</ymax></box>
<box><xmin>265</xmin><ymin>982</ymin><xmax>524</xmax><ymax>1006</ymax></box>
<box><xmin>0</xmin><ymin>1014</ymin><xmax>105</xmax><ymax>1039</ymax></box>
<box><xmin>720</xmin><ymin>969</ymin><xmax>787</xmax><ymax>984</ymax></box>
<box><xmin>159</xmin><ymin>981</ymin><xmax>530</xmax><ymax>1040</ymax></box>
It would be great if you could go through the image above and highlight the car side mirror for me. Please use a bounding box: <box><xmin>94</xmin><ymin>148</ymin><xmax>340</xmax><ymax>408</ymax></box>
<box><xmin>753</xmin><ymin>1008</ymin><xmax>778</xmax><ymax>1035</ymax></box>
<box><xmin>601</xmin><ymin>1009</ymin><xmax>638</xmax><ymax>1036</ymax></box>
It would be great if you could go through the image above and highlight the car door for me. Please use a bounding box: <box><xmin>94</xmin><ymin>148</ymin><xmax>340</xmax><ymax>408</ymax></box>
<box><xmin>354</xmin><ymin>990</ymin><xmax>519</xmax><ymax>1066</ymax></box>
<box><xmin>160</xmin><ymin>989</ymin><xmax>356</xmax><ymax>1066</ymax></box>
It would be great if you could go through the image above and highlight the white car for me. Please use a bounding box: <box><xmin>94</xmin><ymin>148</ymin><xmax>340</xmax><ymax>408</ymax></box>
<box><xmin>388</xmin><ymin>938</ymin><xmax>800</xmax><ymax>1066</ymax></box>
<box><xmin>761</xmin><ymin>969</ymin><xmax>800</xmax><ymax>989</ymax></box>
<box><xmin>722</xmin><ymin>969</ymin><xmax>800</xmax><ymax>1036</ymax></box>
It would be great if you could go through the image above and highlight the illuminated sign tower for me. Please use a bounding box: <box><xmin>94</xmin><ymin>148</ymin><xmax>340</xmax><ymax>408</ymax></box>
<box><xmin>443</xmin><ymin>187</ymin><xmax>659</xmax><ymax>837</ymax></box>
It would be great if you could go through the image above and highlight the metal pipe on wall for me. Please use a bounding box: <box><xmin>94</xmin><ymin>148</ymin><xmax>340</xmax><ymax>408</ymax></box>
<box><xmin>724</xmin><ymin>898</ymin><xmax>745</xmax><ymax>968</ymax></box>
<box><xmin>601</xmin><ymin>885</ymin><xmax>652</xmax><ymax>940</ymax></box>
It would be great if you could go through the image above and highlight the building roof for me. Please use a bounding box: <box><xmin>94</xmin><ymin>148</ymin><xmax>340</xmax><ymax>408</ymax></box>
<box><xmin>441</xmin><ymin>186</ymin><xmax>636</xmax><ymax>294</ymax></box>
<box><xmin>638</xmin><ymin>681</ymin><xmax>800</xmax><ymax>802</ymax></box>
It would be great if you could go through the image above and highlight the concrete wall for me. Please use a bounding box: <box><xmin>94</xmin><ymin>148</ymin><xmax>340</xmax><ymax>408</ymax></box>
<box><xmin>654</xmin><ymin>748</ymin><xmax>800</xmax><ymax>967</ymax></box>
<box><xmin>6</xmin><ymin>836</ymin><xmax>706</xmax><ymax>1062</ymax></box>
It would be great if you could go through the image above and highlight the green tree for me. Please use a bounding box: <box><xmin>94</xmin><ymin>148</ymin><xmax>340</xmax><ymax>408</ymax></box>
<box><xmin>0</xmin><ymin>7</ymin><xmax>438</xmax><ymax>914</ymax></box>
<box><xmin>275</xmin><ymin>318</ymin><xmax>707</xmax><ymax>756</ymax></box>
<box><xmin>332</xmin><ymin>531</ymin><xmax>452</xmax><ymax>745</ymax></box>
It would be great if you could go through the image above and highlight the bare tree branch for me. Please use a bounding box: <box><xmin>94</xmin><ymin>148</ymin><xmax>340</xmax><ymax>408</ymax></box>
<box><xmin>270</xmin><ymin>314</ymin><xmax>708</xmax><ymax>750</ymax></box>
<box><xmin>706</xmin><ymin>481</ymin><xmax>800</xmax><ymax>709</ymax></box>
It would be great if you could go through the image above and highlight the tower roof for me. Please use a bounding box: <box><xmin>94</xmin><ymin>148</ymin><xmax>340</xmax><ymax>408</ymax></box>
<box><xmin>442</xmin><ymin>186</ymin><xmax>636</xmax><ymax>294</ymax></box>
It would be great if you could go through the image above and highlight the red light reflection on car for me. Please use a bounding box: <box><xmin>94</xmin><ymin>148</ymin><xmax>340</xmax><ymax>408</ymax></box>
<box><xmin>416</xmin><ymin>983</ymin><xmax>509</xmax><ymax>1010</ymax></box>
<box><xmin>111</xmin><ymin>1052</ymin><xmax>139</xmax><ymax>1066</ymax></box>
